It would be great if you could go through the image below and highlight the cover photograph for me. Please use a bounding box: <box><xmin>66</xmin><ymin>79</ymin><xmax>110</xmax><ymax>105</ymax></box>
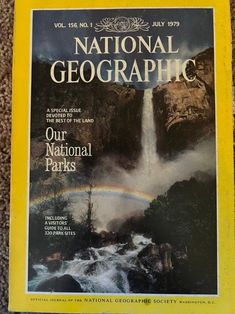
<box><xmin>9</xmin><ymin>0</ymin><xmax>235</xmax><ymax>313</ymax></box>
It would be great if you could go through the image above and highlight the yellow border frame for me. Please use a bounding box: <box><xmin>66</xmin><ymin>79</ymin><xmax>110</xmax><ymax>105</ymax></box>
<box><xmin>9</xmin><ymin>0</ymin><xmax>235</xmax><ymax>313</ymax></box>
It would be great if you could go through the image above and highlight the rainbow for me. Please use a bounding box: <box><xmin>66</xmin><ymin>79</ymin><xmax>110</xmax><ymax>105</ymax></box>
<box><xmin>29</xmin><ymin>184</ymin><xmax>155</xmax><ymax>207</ymax></box>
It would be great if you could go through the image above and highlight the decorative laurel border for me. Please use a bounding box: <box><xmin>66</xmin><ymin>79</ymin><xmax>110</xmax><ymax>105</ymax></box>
<box><xmin>94</xmin><ymin>17</ymin><xmax>150</xmax><ymax>33</ymax></box>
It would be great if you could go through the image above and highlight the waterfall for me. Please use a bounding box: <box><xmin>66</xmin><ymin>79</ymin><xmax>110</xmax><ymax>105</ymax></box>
<box><xmin>140</xmin><ymin>89</ymin><xmax>158</xmax><ymax>172</ymax></box>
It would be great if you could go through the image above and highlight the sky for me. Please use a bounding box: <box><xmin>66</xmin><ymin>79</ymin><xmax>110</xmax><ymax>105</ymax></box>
<box><xmin>32</xmin><ymin>8</ymin><xmax>214</xmax><ymax>59</ymax></box>
<box><xmin>32</xmin><ymin>9</ymin><xmax>214</xmax><ymax>88</ymax></box>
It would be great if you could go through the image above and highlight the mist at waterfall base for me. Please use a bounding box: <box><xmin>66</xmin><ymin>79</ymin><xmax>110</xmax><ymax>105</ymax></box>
<box><xmin>71</xmin><ymin>89</ymin><xmax>216</xmax><ymax>230</ymax></box>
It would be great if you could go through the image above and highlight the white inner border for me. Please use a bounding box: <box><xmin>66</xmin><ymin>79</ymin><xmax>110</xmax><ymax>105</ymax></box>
<box><xmin>25</xmin><ymin>7</ymin><xmax>219</xmax><ymax>298</ymax></box>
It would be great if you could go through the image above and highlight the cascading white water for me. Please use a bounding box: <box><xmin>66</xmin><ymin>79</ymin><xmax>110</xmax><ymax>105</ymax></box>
<box><xmin>141</xmin><ymin>89</ymin><xmax>159</xmax><ymax>173</ymax></box>
<box><xmin>28</xmin><ymin>234</ymin><xmax>158</xmax><ymax>293</ymax></box>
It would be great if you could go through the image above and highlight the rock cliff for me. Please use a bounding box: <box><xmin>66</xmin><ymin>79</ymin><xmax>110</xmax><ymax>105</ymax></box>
<box><xmin>153</xmin><ymin>48</ymin><xmax>215</xmax><ymax>156</ymax></box>
<box><xmin>31</xmin><ymin>48</ymin><xmax>215</xmax><ymax>172</ymax></box>
<box><xmin>31</xmin><ymin>61</ymin><xmax>143</xmax><ymax>169</ymax></box>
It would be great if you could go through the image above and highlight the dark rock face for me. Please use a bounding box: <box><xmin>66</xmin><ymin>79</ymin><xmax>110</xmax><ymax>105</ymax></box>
<box><xmin>36</xmin><ymin>274</ymin><xmax>83</xmax><ymax>292</ymax></box>
<box><xmin>90</xmin><ymin>230</ymin><xmax>136</xmax><ymax>248</ymax></box>
<box><xmin>159</xmin><ymin>243</ymin><xmax>173</xmax><ymax>272</ymax></box>
<box><xmin>99</xmin><ymin>230</ymin><xmax>117</xmax><ymax>246</ymax></box>
<box><xmin>84</xmin><ymin>260</ymin><xmax>108</xmax><ymax>275</ymax></box>
<box><xmin>153</xmin><ymin>48</ymin><xmax>215</xmax><ymax>156</ymax></box>
<box><xmin>44</xmin><ymin>251</ymin><xmax>62</xmax><ymax>272</ymax></box>
<box><xmin>31</xmin><ymin>61</ymin><xmax>143</xmax><ymax>169</ymax></box>
<box><xmin>127</xmin><ymin>269</ymin><xmax>150</xmax><ymax>293</ymax></box>
<box><xmin>137</xmin><ymin>242</ymin><xmax>173</xmax><ymax>273</ymax></box>
<box><xmin>117</xmin><ymin>240</ymin><xmax>136</xmax><ymax>255</ymax></box>
<box><xmin>78</xmin><ymin>248</ymin><xmax>97</xmax><ymax>260</ymax></box>
<box><xmin>28</xmin><ymin>264</ymin><xmax>37</xmax><ymax>280</ymax></box>
<box><xmin>90</xmin><ymin>230</ymin><xmax>118</xmax><ymax>248</ymax></box>
<box><xmin>137</xmin><ymin>243</ymin><xmax>162</xmax><ymax>272</ymax></box>
<box><xmin>46</xmin><ymin>260</ymin><xmax>62</xmax><ymax>272</ymax></box>
<box><xmin>116</xmin><ymin>233</ymin><xmax>133</xmax><ymax>244</ymax></box>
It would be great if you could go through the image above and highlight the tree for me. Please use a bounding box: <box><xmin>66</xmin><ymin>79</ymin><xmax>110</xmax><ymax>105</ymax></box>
<box><xmin>144</xmin><ymin>175</ymin><xmax>217</xmax><ymax>293</ymax></box>
<box><xmin>80</xmin><ymin>182</ymin><xmax>96</xmax><ymax>246</ymax></box>
<box><xmin>86</xmin><ymin>183</ymin><xmax>95</xmax><ymax>235</ymax></box>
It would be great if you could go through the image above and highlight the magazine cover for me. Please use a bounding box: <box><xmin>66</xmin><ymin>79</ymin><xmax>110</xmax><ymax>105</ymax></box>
<box><xmin>9</xmin><ymin>0</ymin><xmax>235</xmax><ymax>313</ymax></box>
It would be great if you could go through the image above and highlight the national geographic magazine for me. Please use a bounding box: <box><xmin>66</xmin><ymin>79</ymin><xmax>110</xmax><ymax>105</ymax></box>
<box><xmin>9</xmin><ymin>0</ymin><xmax>235</xmax><ymax>313</ymax></box>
